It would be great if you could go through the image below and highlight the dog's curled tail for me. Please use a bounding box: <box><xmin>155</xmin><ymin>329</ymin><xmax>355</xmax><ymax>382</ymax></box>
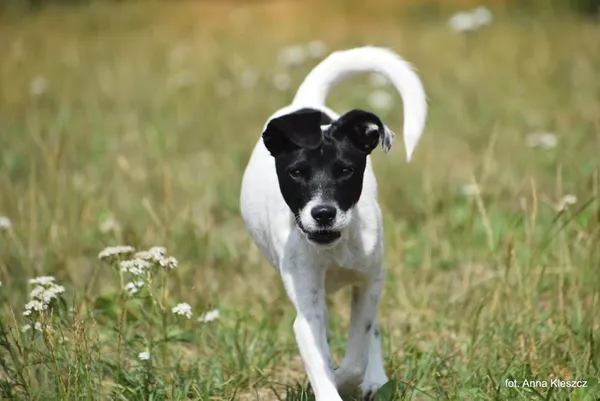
<box><xmin>292</xmin><ymin>46</ymin><xmax>427</xmax><ymax>161</ymax></box>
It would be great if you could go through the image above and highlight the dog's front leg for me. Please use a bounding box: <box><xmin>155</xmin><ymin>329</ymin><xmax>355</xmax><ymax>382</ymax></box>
<box><xmin>280</xmin><ymin>252</ymin><xmax>342</xmax><ymax>401</ymax></box>
<box><xmin>335</xmin><ymin>269</ymin><xmax>385</xmax><ymax>398</ymax></box>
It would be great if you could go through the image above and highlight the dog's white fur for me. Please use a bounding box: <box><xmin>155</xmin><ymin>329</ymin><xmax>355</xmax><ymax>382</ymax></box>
<box><xmin>240</xmin><ymin>46</ymin><xmax>427</xmax><ymax>400</ymax></box>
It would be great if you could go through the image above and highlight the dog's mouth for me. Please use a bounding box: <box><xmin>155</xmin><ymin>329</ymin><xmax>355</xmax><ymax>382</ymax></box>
<box><xmin>307</xmin><ymin>230</ymin><xmax>342</xmax><ymax>245</ymax></box>
<box><xmin>296</xmin><ymin>219</ymin><xmax>341</xmax><ymax>245</ymax></box>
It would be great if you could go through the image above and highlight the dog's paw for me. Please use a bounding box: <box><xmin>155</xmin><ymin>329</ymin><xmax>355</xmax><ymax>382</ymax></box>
<box><xmin>360</xmin><ymin>379</ymin><xmax>389</xmax><ymax>401</ymax></box>
<box><xmin>362</xmin><ymin>388</ymin><xmax>376</xmax><ymax>401</ymax></box>
<box><xmin>334</xmin><ymin>367</ymin><xmax>364</xmax><ymax>395</ymax></box>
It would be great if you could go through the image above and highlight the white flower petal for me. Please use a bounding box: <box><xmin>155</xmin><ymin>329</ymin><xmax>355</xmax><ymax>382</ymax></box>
<box><xmin>172</xmin><ymin>303</ymin><xmax>193</xmax><ymax>319</ymax></box>
<box><xmin>98</xmin><ymin>245</ymin><xmax>135</xmax><ymax>260</ymax></box>
<box><xmin>198</xmin><ymin>309</ymin><xmax>220</xmax><ymax>323</ymax></box>
<box><xmin>526</xmin><ymin>132</ymin><xmax>558</xmax><ymax>149</ymax></box>
<box><xmin>28</xmin><ymin>276</ymin><xmax>55</xmax><ymax>286</ymax></box>
<box><xmin>0</xmin><ymin>216</ymin><xmax>11</xmax><ymax>231</ymax></box>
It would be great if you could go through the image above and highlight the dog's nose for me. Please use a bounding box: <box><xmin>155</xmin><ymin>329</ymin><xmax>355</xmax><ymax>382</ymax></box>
<box><xmin>311</xmin><ymin>205</ymin><xmax>337</xmax><ymax>225</ymax></box>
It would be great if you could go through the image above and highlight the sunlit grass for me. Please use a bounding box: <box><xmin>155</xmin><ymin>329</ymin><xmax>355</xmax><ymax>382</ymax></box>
<box><xmin>0</xmin><ymin>1</ymin><xmax>599</xmax><ymax>400</ymax></box>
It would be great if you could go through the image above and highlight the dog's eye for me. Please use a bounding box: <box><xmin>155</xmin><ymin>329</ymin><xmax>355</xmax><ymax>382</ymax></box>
<box><xmin>341</xmin><ymin>167</ymin><xmax>355</xmax><ymax>177</ymax></box>
<box><xmin>289</xmin><ymin>169</ymin><xmax>306</xmax><ymax>180</ymax></box>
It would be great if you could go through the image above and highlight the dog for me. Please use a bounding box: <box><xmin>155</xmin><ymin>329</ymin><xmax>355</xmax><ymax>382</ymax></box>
<box><xmin>240</xmin><ymin>46</ymin><xmax>427</xmax><ymax>401</ymax></box>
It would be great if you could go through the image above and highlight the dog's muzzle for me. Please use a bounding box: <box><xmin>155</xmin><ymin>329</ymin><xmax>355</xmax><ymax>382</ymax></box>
<box><xmin>307</xmin><ymin>230</ymin><xmax>342</xmax><ymax>245</ymax></box>
<box><xmin>297</xmin><ymin>219</ymin><xmax>341</xmax><ymax>246</ymax></box>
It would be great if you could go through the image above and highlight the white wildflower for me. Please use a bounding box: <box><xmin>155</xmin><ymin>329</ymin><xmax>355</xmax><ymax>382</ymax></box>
<box><xmin>21</xmin><ymin>321</ymin><xmax>52</xmax><ymax>334</ymax></box>
<box><xmin>124</xmin><ymin>280</ymin><xmax>145</xmax><ymax>295</ymax></box>
<box><xmin>138</xmin><ymin>350</ymin><xmax>150</xmax><ymax>361</ymax></box>
<box><xmin>215</xmin><ymin>80</ymin><xmax>233</xmax><ymax>98</ymax></box>
<box><xmin>0</xmin><ymin>216</ymin><xmax>11</xmax><ymax>231</ymax></box>
<box><xmin>134</xmin><ymin>246</ymin><xmax>166</xmax><ymax>263</ymax></box>
<box><xmin>21</xmin><ymin>322</ymin><xmax>52</xmax><ymax>333</ymax></box>
<box><xmin>367</xmin><ymin>90</ymin><xmax>393</xmax><ymax>111</ymax></box>
<box><xmin>119</xmin><ymin>259</ymin><xmax>152</xmax><ymax>276</ymax></box>
<box><xmin>526</xmin><ymin>132</ymin><xmax>558</xmax><ymax>150</ymax></box>
<box><xmin>159</xmin><ymin>256</ymin><xmax>178</xmax><ymax>269</ymax></box>
<box><xmin>133</xmin><ymin>251</ymin><xmax>153</xmax><ymax>261</ymax></box>
<box><xmin>240</xmin><ymin>69</ymin><xmax>259</xmax><ymax>89</ymax></box>
<box><xmin>557</xmin><ymin>194</ymin><xmax>578</xmax><ymax>212</ymax></box>
<box><xmin>149</xmin><ymin>246</ymin><xmax>166</xmax><ymax>258</ymax></box>
<box><xmin>472</xmin><ymin>6</ymin><xmax>493</xmax><ymax>26</ymax></box>
<box><xmin>449</xmin><ymin>12</ymin><xmax>477</xmax><ymax>32</ymax></box>
<box><xmin>277</xmin><ymin>44</ymin><xmax>306</xmax><ymax>66</ymax></box>
<box><xmin>461</xmin><ymin>184</ymin><xmax>481</xmax><ymax>197</ymax></box>
<box><xmin>23</xmin><ymin>300</ymin><xmax>47</xmax><ymax>315</ymax></box>
<box><xmin>98</xmin><ymin>245</ymin><xmax>135</xmax><ymax>260</ymax></box>
<box><xmin>37</xmin><ymin>285</ymin><xmax>65</xmax><ymax>304</ymax></box>
<box><xmin>449</xmin><ymin>6</ymin><xmax>493</xmax><ymax>33</ymax></box>
<box><xmin>306</xmin><ymin>40</ymin><xmax>327</xmax><ymax>59</ymax></box>
<box><xmin>198</xmin><ymin>309</ymin><xmax>220</xmax><ymax>323</ymax></box>
<box><xmin>29</xmin><ymin>276</ymin><xmax>56</xmax><ymax>286</ymax></box>
<box><xmin>34</xmin><ymin>322</ymin><xmax>53</xmax><ymax>333</ymax></box>
<box><xmin>368</xmin><ymin>73</ymin><xmax>389</xmax><ymax>88</ymax></box>
<box><xmin>172</xmin><ymin>303</ymin><xmax>193</xmax><ymax>319</ymax></box>
<box><xmin>30</xmin><ymin>76</ymin><xmax>48</xmax><ymax>97</ymax></box>
<box><xmin>273</xmin><ymin>73</ymin><xmax>291</xmax><ymax>91</ymax></box>
<box><xmin>30</xmin><ymin>286</ymin><xmax>45</xmax><ymax>300</ymax></box>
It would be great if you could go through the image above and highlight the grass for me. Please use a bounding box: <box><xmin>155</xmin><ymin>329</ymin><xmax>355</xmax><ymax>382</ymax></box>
<box><xmin>1</xmin><ymin>1</ymin><xmax>600</xmax><ymax>400</ymax></box>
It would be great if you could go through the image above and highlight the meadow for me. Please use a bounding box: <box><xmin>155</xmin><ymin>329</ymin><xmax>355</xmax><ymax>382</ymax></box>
<box><xmin>0</xmin><ymin>1</ymin><xmax>599</xmax><ymax>400</ymax></box>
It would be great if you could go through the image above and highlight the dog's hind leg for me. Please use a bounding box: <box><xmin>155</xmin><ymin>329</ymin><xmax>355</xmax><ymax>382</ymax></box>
<box><xmin>334</xmin><ymin>271</ymin><xmax>385</xmax><ymax>396</ymax></box>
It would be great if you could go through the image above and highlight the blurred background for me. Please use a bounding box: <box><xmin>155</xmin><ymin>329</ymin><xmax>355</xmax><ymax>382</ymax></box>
<box><xmin>0</xmin><ymin>0</ymin><xmax>599</xmax><ymax>400</ymax></box>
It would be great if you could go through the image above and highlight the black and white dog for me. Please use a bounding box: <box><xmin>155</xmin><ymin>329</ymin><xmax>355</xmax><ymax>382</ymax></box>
<box><xmin>240</xmin><ymin>46</ymin><xmax>427</xmax><ymax>400</ymax></box>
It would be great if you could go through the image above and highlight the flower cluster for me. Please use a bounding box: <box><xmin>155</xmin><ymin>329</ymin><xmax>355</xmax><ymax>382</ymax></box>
<box><xmin>98</xmin><ymin>245</ymin><xmax>135</xmax><ymax>261</ymax></box>
<box><xmin>124</xmin><ymin>280</ymin><xmax>145</xmax><ymax>295</ymax></box>
<box><xmin>131</xmin><ymin>246</ymin><xmax>178</xmax><ymax>269</ymax></box>
<box><xmin>0</xmin><ymin>216</ymin><xmax>11</xmax><ymax>231</ymax></box>
<box><xmin>449</xmin><ymin>6</ymin><xmax>493</xmax><ymax>33</ymax></box>
<box><xmin>23</xmin><ymin>276</ymin><xmax>65</xmax><ymax>317</ymax></box>
<box><xmin>99</xmin><ymin>245</ymin><xmax>179</xmax><ymax>295</ymax></box>
<box><xmin>138</xmin><ymin>350</ymin><xmax>150</xmax><ymax>361</ymax></box>
<box><xmin>526</xmin><ymin>132</ymin><xmax>558</xmax><ymax>150</ymax></box>
<box><xmin>172</xmin><ymin>303</ymin><xmax>193</xmax><ymax>319</ymax></box>
<box><xmin>198</xmin><ymin>309</ymin><xmax>220</xmax><ymax>323</ymax></box>
<box><xmin>117</xmin><ymin>246</ymin><xmax>178</xmax><ymax>276</ymax></box>
<box><xmin>21</xmin><ymin>321</ymin><xmax>54</xmax><ymax>333</ymax></box>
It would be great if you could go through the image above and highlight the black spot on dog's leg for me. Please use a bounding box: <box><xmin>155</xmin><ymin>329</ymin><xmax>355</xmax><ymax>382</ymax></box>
<box><xmin>374</xmin><ymin>325</ymin><xmax>380</xmax><ymax>338</ymax></box>
<box><xmin>366</xmin><ymin>322</ymin><xmax>372</xmax><ymax>333</ymax></box>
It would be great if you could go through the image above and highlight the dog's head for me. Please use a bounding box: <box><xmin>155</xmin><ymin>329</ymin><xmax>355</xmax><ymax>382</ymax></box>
<box><xmin>262</xmin><ymin>107</ymin><xmax>395</xmax><ymax>247</ymax></box>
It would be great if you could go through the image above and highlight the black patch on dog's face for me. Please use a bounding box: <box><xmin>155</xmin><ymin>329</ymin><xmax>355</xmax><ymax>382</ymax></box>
<box><xmin>262</xmin><ymin>108</ymin><xmax>391</xmax><ymax>232</ymax></box>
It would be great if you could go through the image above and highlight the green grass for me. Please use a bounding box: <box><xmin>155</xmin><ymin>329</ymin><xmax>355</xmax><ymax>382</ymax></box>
<box><xmin>1</xmin><ymin>1</ymin><xmax>600</xmax><ymax>400</ymax></box>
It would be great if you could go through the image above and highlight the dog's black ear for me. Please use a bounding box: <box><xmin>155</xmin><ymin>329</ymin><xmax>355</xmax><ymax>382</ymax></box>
<box><xmin>330</xmin><ymin>109</ymin><xmax>395</xmax><ymax>154</ymax></box>
<box><xmin>262</xmin><ymin>109</ymin><xmax>324</xmax><ymax>157</ymax></box>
